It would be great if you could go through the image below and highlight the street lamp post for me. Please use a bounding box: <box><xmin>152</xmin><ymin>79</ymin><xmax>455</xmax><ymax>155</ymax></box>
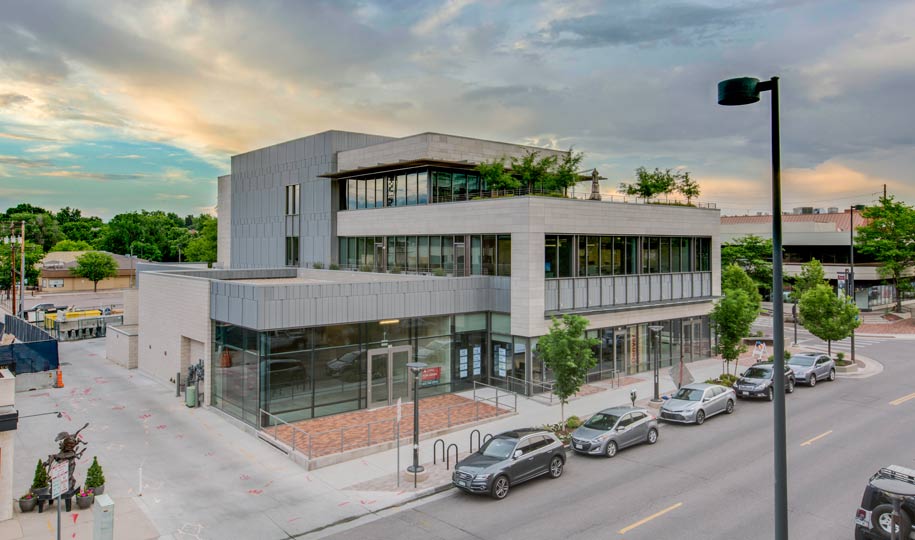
<box><xmin>719</xmin><ymin>75</ymin><xmax>787</xmax><ymax>540</ymax></box>
<box><xmin>648</xmin><ymin>325</ymin><xmax>663</xmax><ymax>402</ymax></box>
<box><xmin>849</xmin><ymin>205</ymin><xmax>856</xmax><ymax>363</ymax></box>
<box><xmin>405</xmin><ymin>361</ymin><xmax>427</xmax><ymax>489</ymax></box>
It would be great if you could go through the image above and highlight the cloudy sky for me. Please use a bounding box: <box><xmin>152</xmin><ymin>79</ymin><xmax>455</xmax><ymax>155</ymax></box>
<box><xmin>1</xmin><ymin>0</ymin><xmax>913</xmax><ymax>219</ymax></box>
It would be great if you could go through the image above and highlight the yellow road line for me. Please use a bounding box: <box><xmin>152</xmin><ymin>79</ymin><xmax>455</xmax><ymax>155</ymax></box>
<box><xmin>800</xmin><ymin>430</ymin><xmax>833</xmax><ymax>447</ymax></box>
<box><xmin>890</xmin><ymin>392</ymin><xmax>915</xmax><ymax>406</ymax></box>
<box><xmin>618</xmin><ymin>502</ymin><xmax>683</xmax><ymax>535</ymax></box>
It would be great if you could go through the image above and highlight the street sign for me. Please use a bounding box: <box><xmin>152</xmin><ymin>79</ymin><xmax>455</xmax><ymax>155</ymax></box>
<box><xmin>50</xmin><ymin>461</ymin><xmax>67</xmax><ymax>498</ymax></box>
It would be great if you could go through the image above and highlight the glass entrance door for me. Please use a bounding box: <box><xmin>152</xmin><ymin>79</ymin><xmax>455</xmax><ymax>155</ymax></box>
<box><xmin>367</xmin><ymin>345</ymin><xmax>413</xmax><ymax>408</ymax></box>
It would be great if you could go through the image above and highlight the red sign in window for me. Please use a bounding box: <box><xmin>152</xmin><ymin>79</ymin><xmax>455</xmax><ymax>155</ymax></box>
<box><xmin>420</xmin><ymin>367</ymin><xmax>441</xmax><ymax>386</ymax></box>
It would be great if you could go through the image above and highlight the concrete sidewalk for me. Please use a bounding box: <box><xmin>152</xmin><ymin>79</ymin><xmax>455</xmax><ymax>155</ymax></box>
<box><xmin>6</xmin><ymin>338</ymin><xmax>881</xmax><ymax>540</ymax></box>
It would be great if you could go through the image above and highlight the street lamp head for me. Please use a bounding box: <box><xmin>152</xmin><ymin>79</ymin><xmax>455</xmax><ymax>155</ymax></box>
<box><xmin>718</xmin><ymin>77</ymin><xmax>761</xmax><ymax>106</ymax></box>
<box><xmin>405</xmin><ymin>361</ymin><xmax>427</xmax><ymax>374</ymax></box>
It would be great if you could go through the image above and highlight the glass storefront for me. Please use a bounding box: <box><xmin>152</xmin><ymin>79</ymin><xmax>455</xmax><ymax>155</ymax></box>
<box><xmin>548</xmin><ymin>234</ymin><xmax>710</xmax><ymax>278</ymax></box>
<box><xmin>212</xmin><ymin>312</ymin><xmax>713</xmax><ymax>427</ymax></box>
<box><xmin>339</xmin><ymin>234</ymin><xmax>511</xmax><ymax>276</ymax></box>
<box><xmin>342</xmin><ymin>167</ymin><xmax>485</xmax><ymax>210</ymax></box>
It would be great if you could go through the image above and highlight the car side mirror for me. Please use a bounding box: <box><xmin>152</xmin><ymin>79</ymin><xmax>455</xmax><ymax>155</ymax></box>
<box><xmin>513</xmin><ymin>450</ymin><xmax>523</xmax><ymax>459</ymax></box>
<box><xmin>615</xmin><ymin>426</ymin><xmax>625</xmax><ymax>431</ymax></box>
<box><xmin>702</xmin><ymin>398</ymin><xmax>710</xmax><ymax>402</ymax></box>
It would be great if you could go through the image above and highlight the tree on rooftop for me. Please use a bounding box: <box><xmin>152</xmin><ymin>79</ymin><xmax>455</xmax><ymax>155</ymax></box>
<box><xmin>676</xmin><ymin>171</ymin><xmax>701</xmax><ymax>205</ymax></box>
<box><xmin>618</xmin><ymin>167</ymin><xmax>679</xmax><ymax>200</ymax></box>
<box><xmin>476</xmin><ymin>157</ymin><xmax>520</xmax><ymax>191</ymax></box>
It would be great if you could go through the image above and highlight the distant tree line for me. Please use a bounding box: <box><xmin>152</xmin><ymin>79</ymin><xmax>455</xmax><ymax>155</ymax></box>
<box><xmin>1</xmin><ymin>203</ymin><xmax>217</xmax><ymax>291</ymax></box>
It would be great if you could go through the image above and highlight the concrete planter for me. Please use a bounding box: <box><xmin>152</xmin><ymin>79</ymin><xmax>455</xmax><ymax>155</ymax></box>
<box><xmin>18</xmin><ymin>496</ymin><xmax>37</xmax><ymax>513</ymax></box>
<box><xmin>836</xmin><ymin>362</ymin><xmax>858</xmax><ymax>373</ymax></box>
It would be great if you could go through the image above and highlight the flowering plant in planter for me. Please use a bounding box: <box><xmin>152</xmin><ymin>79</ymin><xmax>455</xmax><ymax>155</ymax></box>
<box><xmin>18</xmin><ymin>492</ymin><xmax>38</xmax><ymax>512</ymax></box>
<box><xmin>78</xmin><ymin>488</ymin><xmax>94</xmax><ymax>497</ymax></box>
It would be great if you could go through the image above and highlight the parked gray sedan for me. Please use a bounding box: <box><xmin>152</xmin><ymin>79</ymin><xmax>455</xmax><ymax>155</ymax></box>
<box><xmin>570</xmin><ymin>407</ymin><xmax>659</xmax><ymax>458</ymax></box>
<box><xmin>788</xmin><ymin>352</ymin><xmax>836</xmax><ymax>386</ymax></box>
<box><xmin>659</xmin><ymin>383</ymin><xmax>736</xmax><ymax>425</ymax></box>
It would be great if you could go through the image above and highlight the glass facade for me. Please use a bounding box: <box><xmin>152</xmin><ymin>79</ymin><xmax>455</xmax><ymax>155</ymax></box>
<box><xmin>213</xmin><ymin>313</ymin><xmax>510</xmax><ymax>426</ymax></box>
<box><xmin>547</xmin><ymin>235</ymin><xmax>710</xmax><ymax>278</ymax></box>
<box><xmin>339</xmin><ymin>234</ymin><xmax>511</xmax><ymax>275</ymax></box>
<box><xmin>342</xmin><ymin>167</ymin><xmax>487</xmax><ymax>210</ymax></box>
<box><xmin>211</xmin><ymin>311</ymin><xmax>712</xmax><ymax>427</ymax></box>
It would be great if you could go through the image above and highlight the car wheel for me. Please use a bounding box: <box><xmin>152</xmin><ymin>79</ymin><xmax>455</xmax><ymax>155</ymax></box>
<box><xmin>695</xmin><ymin>410</ymin><xmax>706</xmax><ymax>425</ymax></box>
<box><xmin>766</xmin><ymin>387</ymin><xmax>774</xmax><ymax>401</ymax></box>
<box><xmin>870</xmin><ymin>504</ymin><xmax>912</xmax><ymax>539</ymax></box>
<box><xmin>829</xmin><ymin>368</ymin><xmax>837</xmax><ymax>381</ymax></box>
<box><xmin>647</xmin><ymin>428</ymin><xmax>659</xmax><ymax>444</ymax></box>
<box><xmin>548</xmin><ymin>456</ymin><xmax>564</xmax><ymax>478</ymax></box>
<box><xmin>490</xmin><ymin>476</ymin><xmax>510</xmax><ymax>500</ymax></box>
<box><xmin>787</xmin><ymin>378</ymin><xmax>795</xmax><ymax>393</ymax></box>
<box><xmin>605</xmin><ymin>441</ymin><xmax>618</xmax><ymax>458</ymax></box>
<box><xmin>809</xmin><ymin>374</ymin><xmax>817</xmax><ymax>387</ymax></box>
<box><xmin>725</xmin><ymin>400</ymin><xmax>735</xmax><ymax>414</ymax></box>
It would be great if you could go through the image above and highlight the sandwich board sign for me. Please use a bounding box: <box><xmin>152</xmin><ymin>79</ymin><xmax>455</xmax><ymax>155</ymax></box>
<box><xmin>51</xmin><ymin>461</ymin><xmax>67</xmax><ymax>498</ymax></box>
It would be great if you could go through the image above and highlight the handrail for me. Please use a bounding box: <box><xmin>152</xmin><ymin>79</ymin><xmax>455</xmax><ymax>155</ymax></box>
<box><xmin>259</xmin><ymin>408</ymin><xmax>311</xmax><ymax>457</ymax></box>
<box><xmin>472</xmin><ymin>381</ymin><xmax>518</xmax><ymax>412</ymax></box>
<box><xmin>490</xmin><ymin>375</ymin><xmax>555</xmax><ymax>402</ymax></box>
<box><xmin>586</xmin><ymin>368</ymin><xmax>620</xmax><ymax>387</ymax></box>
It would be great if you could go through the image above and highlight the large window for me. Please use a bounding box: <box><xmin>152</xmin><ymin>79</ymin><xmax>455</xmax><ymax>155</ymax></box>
<box><xmin>341</xmin><ymin>168</ymin><xmax>486</xmax><ymax>209</ymax></box>
<box><xmin>545</xmin><ymin>235</ymin><xmax>711</xmax><ymax>278</ymax></box>
<box><xmin>338</xmin><ymin>235</ymin><xmax>512</xmax><ymax>276</ymax></box>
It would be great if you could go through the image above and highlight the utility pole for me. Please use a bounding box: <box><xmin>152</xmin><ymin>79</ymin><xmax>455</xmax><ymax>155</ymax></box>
<box><xmin>849</xmin><ymin>205</ymin><xmax>856</xmax><ymax>363</ymax></box>
<box><xmin>883</xmin><ymin>184</ymin><xmax>887</xmax><ymax>200</ymax></box>
<box><xmin>10</xmin><ymin>225</ymin><xmax>16</xmax><ymax>315</ymax></box>
<box><xmin>19</xmin><ymin>220</ymin><xmax>25</xmax><ymax>317</ymax></box>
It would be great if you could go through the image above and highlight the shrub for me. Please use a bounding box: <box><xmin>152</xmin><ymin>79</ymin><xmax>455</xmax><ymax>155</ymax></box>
<box><xmin>389</xmin><ymin>265</ymin><xmax>402</xmax><ymax>274</ymax></box>
<box><xmin>706</xmin><ymin>373</ymin><xmax>739</xmax><ymax>387</ymax></box>
<box><xmin>312</xmin><ymin>262</ymin><xmax>324</xmax><ymax>269</ymax></box>
<box><xmin>31</xmin><ymin>460</ymin><xmax>49</xmax><ymax>490</ymax></box>
<box><xmin>328</xmin><ymin>263</ymin><xmax>340</xmax><ymax>270</ymax></box>
<box><xmin>432</xmin><ymin>268</ymin><xmax>446</xmax><ymax>277</ymax></box>
<box><xmin>767</xmin><ymin>350</ymin><xmax>792</xmax><ymax>362</ymax></box>
<box><xmin>86</xmin><ymin>456</ymin><xmax>105</xmax><ymax>489</ymax></box>
<box><xmin>359</xmin><ymin>265</ymin><xmax>373</xmax><ymax>272</ymax></box>
<box><xmin>836</xmin><ymin>351</ymin><xmax>845</xmax><ymax>362</ymax></box>
<box><xmin>565</xmin><ymin>415</ymin><xmax>582</xmax><ymax>429</ymax></box>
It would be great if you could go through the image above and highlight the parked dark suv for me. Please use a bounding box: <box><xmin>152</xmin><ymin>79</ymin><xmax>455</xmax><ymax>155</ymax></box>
<box><xmin>452</xmin><ymin>428</ymin><xmax>566</xmax><ymax>500</ymax></box>
<box><xmin>733</xmin><ymin>362</ymin><xmax>795</xmax><ymax>400</ymax></box>
<box><xmin>855</xmin><ymin>465</ymin><xmax>915</xmax><ymax>539</ymax></box>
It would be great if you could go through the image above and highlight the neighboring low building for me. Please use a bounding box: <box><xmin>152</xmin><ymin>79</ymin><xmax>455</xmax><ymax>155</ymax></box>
<box><xmin>136</xmin><ymin>130</ymin><xmax>720</xmax><ymax>429</ymax></box>
<box><xmin>721</xmin><ymin>207</ymin><xmax>909</xmax><ymax>308</ymax></box>
<box><xmin>0</xmin><ymin>369</ymin><xmax>16</xmax><ymax>522</ymax></box>
<box><xmin>39</xmin><ymin>251</ymin><xmax>144</xmax><ymax>292</ymax></box>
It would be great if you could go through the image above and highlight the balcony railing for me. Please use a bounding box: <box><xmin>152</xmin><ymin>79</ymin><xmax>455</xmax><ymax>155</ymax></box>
<box><xmin>545</xmin><ymin>272</ymin><xmax>713</xmax><ymax>314</ymax></box>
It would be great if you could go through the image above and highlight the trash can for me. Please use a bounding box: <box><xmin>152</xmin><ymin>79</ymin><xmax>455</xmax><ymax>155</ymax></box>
<box><xmin>185</xmin><ymin>385</ymin><xmax>197</xmax><ymax>408</ymax></box>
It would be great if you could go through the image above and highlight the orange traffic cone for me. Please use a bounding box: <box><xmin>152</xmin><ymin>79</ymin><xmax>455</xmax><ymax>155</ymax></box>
<box><xmin>54</xmin><ymin>369</ymin><xmax>64</xmax><ymax>389</ymax></box>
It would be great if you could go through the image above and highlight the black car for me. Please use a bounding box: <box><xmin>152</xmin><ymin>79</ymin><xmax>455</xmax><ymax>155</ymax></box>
<box><xmin>733</xmin><ymin>362</ymin><xmax>795</xmax><ymax>400</ymax></box>
<box><xmin>855</xmin><ymin>465</ymin><xmax>915</xmax><ymax>539</ymax></box>
<box><xmin>452</xmin><ymin>428</ymin><xmax>566</xmax><ymax>500</ymax></box>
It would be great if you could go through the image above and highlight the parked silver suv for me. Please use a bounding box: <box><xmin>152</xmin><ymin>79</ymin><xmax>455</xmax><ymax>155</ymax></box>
<box><xmin>452</xmin><ymin>428</ymin><xmax>566</xmax><ymax>500</ymax></box>
<box><xmin>787</xmin><ymin>352</ymin><xmax>837</xmax><ymax>386</ymax></box>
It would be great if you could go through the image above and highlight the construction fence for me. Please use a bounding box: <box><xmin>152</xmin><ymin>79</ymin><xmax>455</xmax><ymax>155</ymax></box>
<box><xmin>0</xmin><ymin>314</ymin><xmax>59</xmax><ymax>373</ymax></box>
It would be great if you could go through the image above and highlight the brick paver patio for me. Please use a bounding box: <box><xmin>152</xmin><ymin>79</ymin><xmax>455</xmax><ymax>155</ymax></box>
<box><xmin>266</xmin><ymin>394</ymin><xmax>510</xmax><ymax>459</ymax></box>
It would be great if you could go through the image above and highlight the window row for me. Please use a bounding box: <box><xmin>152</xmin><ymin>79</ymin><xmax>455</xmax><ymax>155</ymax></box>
<box><xmin>545</xmin><ymin>235</ymin><xmax>711</xmax><ymax>278</ymax></box>
<box><xmin>285</xmin><ymin>184</ymin><xmax>300</xmax><ymax>215</ymax></box>
<box><xmin>342</xmin><ymin>168</ymin><xmax>489</xmax><ymax>210</ymax></box>
<box><xmin>338</xmin><ymin>234</ymin><xmax>511</xmax><ymax>276</ymax></box>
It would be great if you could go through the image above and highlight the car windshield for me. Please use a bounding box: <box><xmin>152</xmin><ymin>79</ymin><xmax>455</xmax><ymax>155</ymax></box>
<box><xmin>673</xmin><ymin>388</ymin><xmax>704</xmax><ymax>401</ymax></box>
<box><xmin>479</xmin><ymin>437</ymin><xmax>517</xmax><ymax>459</ymax></box>
<box><xmin>789</xmin><ymin>356</ymin><xmax>816</xmax><ymax>367</ymax></box>
<box><xmin>744</xmin><ymin>367</ymin><xmax>772</xmax><ymax>379</ymax></box>
<box><xmin>583</xmin><ymin>413</ymin><xmax>621</xmax><ymax>430</ymax></box>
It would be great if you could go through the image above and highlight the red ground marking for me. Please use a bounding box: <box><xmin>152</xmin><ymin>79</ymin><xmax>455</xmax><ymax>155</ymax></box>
<box><xmin>83</xmin><ymin>388</ymin><xmax>91</xmax><ymax>395</ymax></box>
<box><xmin>247</xmin><ymin>489</ymin><xmax>263</xmax><ymax>495</ymax></box>
<box><xmin>288</xmin><ymin>517</ymin><xmax>301</xmax><ymax>523</ymax></box>
<box><xmin>239</xmin><ymin>474</ymin><xmax>250</xmax><ymax>480</ymax></box>
<box><xmin>263</xmin><ymin>481</ymin><xmax>273</xmax><ymax>488</ymax></box>
<box><xmin>155</xmin><ymin>425</ymin><xmax>167</xmax><ymax>430</ymax></box>
<box><xmin>62</xmin><ymin>412</ymin><xmax>72</xmax><ymax>421</ymax></box>
<box><xmin>94</xmin><ymin>377</ymin><xmax>109</xmax><ymax>384</ymax></box>
<box><xmin>205</xmin><ymin>452</ymin><xmax>215</xmax><ymax>456</ymax></box>
<box><xmin>72</xmin><ymin>513</ymin><xmax>78</xmax><ymax>523</ymax></box>
<box><xmin>139</xmin><ymin>414</ymin><xmax>152</xmax><ymax>419</ymax></box>
<box><xmin>111</xmin><ymin>406</ymin><xmax>125</xmax><ymax>410</ymax></box>
<box><xmin>359</xmin><ymin>499</ymin><xmax>376</xmax><ymax>505</ymax></box>
<box><xmin>337</xmin><ymin>501</ymin><xmax>350</xmax><ymax>507</ymax></box>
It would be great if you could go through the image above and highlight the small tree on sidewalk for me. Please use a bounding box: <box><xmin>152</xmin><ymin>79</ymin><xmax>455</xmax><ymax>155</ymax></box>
<box><xmin>798</xmin><ymin>283</ymin><xmax>860</xmax><ymax>356</ymax></box>
<box><xmin>792</xmin><ymin>259</ymin><xmax>827</xmax><ymax>300</ymax></box>
<box><xmin>537</xmin><ymin>314</ymin><xmax>598</xmax><ymax>424</ymax></box>
<box><xmin>711</xmin><ymin>265</ymin><xmax>761</xmax><ymax>376</ymax></box>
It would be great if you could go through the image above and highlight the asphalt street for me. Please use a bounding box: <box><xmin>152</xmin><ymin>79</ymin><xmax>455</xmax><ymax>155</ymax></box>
<box><xmin>319</xmin><ymin>336</ymin><xmax>915</xmax><ymax>540</ymax></box>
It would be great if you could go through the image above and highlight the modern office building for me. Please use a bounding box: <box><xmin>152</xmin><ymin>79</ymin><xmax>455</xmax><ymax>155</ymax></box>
<box><xmin>137</xmin><ymin>131</ymin><xmax>720</xmax><ymax>428</ymax></box>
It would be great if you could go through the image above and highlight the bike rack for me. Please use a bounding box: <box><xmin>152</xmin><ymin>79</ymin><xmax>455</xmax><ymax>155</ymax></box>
<box><xmin>446</xmin><ymin>443</ymin><xmax>459</xmax><ymax>470</ymax></box>
<box><xmin>469</xmin><ymin>429</ymin><xmax>481</xmax><ymax>453</ymax></box>
<box><xmin>482</xmin><ymin>433</ymin><xmax>493</xmax><ymax>444</ymax></box>
<box><xmin>433</xmin><ymin>438</ymin><xmax>445</xmax><ymax>465</ymax></box>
